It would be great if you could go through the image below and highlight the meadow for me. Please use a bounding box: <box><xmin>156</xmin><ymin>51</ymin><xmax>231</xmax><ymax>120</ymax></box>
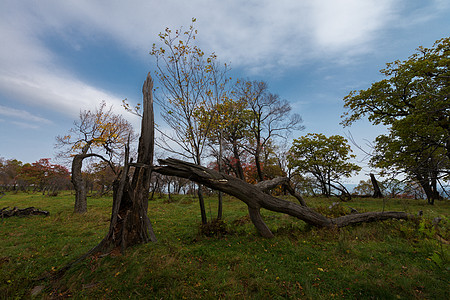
<box><xmin>0</xmin><ymin>191</ymin><xmax>448</xmax><ymax>299</ymax></box>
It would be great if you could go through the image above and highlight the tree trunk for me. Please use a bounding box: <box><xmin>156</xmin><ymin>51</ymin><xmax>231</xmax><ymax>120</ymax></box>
<box><xmin>41</xmin><ymin>73</ymin><xmax>157</xmax><ymax>280</ymax></box>
<box><xmin>232</xmin><ymin>142</ymin><xmax>245</xmax><ymax>180</ymax></box>
<box><xmin>155</xmin><ymin>158</ymin><xmax>410</xmax><ymax>238</ymax></box>
<box><xmin>416</xmin><ymin>174</ymin><xmax>439</xmax><ymax>205</ymax></box>
<box><xmin>255</xmin><ymin>176</ymin><xmax>307</xmax><ymax>206</ymax></box>
<box><xmin>370</xmin><ymin>173</ymin><xmax>383</xmax><ymax>198</ymax></box>
<box><xmin>93</xmin><ymin>73</ymin><xmax>157</xmax><ymax>254</ymax></box>
<box><xmin>255</xmin><ymin>152</ymin><xmax>264</xmax><ymax>182</ymax></box>
<box><xmin>198</xmin><ymin>185</ymin><xmax>207</xmax><ymax>224</ymax></box>
<box><xmin>72</xmin><ymin>153</ymin><xmax>108</xmax><ymax>213</ymax></box>
<box><xmin>72</xmin><ymin>155</ymin><xmax>88</xmax><ymax>214</ymax></box>
<box><xmin>217</xmin><ymin>132</ymin><xmax>223</xmax><ymax>220</ymax></box>
<box><xmin>217</xmin><ymin>191</ymin><xmax>223</xmax><ymax>220</ymax></box>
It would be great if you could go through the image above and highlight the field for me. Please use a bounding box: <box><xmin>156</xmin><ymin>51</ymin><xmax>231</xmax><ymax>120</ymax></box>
<box><xmin>0</xmin><ymin>191</ymin><xmax>449</xmax><ymax>299</ymax></box>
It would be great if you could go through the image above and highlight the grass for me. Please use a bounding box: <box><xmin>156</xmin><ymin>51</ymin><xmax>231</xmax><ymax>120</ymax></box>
<box><xmin>0</xmin><ymin>191</ymin><xmax>449</xmax><ymax>299</ymax></box>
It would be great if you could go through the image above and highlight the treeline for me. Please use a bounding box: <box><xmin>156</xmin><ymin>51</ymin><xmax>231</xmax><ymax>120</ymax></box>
<box><xmin>0</xmin><ymin>158</ymin><xmax>70</xmax><ymax>195</ymax></box>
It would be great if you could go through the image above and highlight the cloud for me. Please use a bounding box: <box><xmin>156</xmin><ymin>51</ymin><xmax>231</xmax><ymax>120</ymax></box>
<box><xmin>0</xmin><ymin>105</ymin><xmax>52</xmax><ymax>129</ymax></box>
<box><xmin>0</xmin><ymin>0</ymin><xmax>447</xmax><ymax>123</ymax></box>
<box><xmin>11</xmin><ymin>121</ymin><xmax>40</xmax><ymax>130</ymax></box>
<box><xmin>0</xmin><ymin>70</ymin><xmax>127</xmax><ymax>118</ymax></box>
<box><xmin>0</xmin><ymin>1</ymin><xmax>137</xmax><ymax>120</ymax></box>
<box><xmin>1</xmin><ymin>1</ymin><xmax>401</xmax><ymax>74</ymax></box>
<box><xmin>310</xmin><ymin>0</ymin><xmax>396</xmax><ymax>51</ymax></box>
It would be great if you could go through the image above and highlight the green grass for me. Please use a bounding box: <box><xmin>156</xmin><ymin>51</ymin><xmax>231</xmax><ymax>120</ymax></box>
<box><xmin>1</xmin><ymin>191</ymin><xmax>449</xmax><ymax>299</ymax></box>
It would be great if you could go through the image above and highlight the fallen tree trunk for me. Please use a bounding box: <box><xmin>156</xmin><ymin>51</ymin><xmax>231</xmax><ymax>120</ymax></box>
<box><xmin>255</xmin><ymin>177</ymin><xmax>307</xmax><ymax>206</ymax></box>
<box><xmin>1</xmin><ymin>206</ymin><xmax>49</xmax><ymax>218</ymax></box>
<box><xmin>154</xmin><ymin>158</ymin><xmax>410</xmax><ymax>238</ymax></box>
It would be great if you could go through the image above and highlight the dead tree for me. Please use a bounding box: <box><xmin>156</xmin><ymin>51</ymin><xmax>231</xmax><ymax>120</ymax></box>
<box><xmin>1</xmin><ymin>206</ymin><xmax>49</xmax><ymax>218</ymax></box>
<box><xmin>92</xmin><ymin>73</ymin><xmax>157</xmax><ymax>253</ymax></box>
<box><xmin>255</xmin><ymin>177</ymin><xmax>307</xmax><ymax>206</ymax></box>
<box><xmin>155</xmin><ymin>158</ymin><xmax>409</xmax><ymax>238</ymax></box>
<box><xmin>370</xmin><ymin>173</ymin><xmax>383</xmax><ymax>198</ymax></box>
<box><xmin>42</xmin><ymin>74</ymin><xmax>157</xmax><ymax>281</ymax></box>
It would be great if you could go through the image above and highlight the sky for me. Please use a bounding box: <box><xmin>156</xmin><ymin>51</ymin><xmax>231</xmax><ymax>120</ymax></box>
<box><xmin>0</xmin><ymin>0</ymin><xmax>449</xmax><ymax>183</ymax></box>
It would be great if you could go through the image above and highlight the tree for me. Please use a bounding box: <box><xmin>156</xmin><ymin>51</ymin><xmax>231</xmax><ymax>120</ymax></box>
<box><xmin>370</xmin><ymin>130</ymin><xmax>448</xmax><ymax>203</ymax></box>
<box><xmin>86</xmin><ymin>160</ymin><xmax>119</xmax><ymax>197</ymax></box>
<box><xmin>235</xmin><ymin>79</ymin><xmax>304</xmax><ymax>181</ymax></box>
<box><xmin>288</xmin><ymin>133</ymin><xmax>361</xmax><ymax>199</ymax></box>
<box><xmin>155</xmin><ymin>158</ymin><xmax>408</xmax><ymax>238</ymax></box>
<box><xmin>342</xmin><ymin>37</ymin><xmax>450</xmax><ymax>203</ymax></box>
<box><xmin>150</xmin><ymin>19</ymin><xmax>230</xmax><ymax>224</ymax></box>
<box><xmin>0</xmin><ymin>158</ymin><xmax>23</xmax><ymax>191</ymax></box>
<box><xmin>352</xmin><ymin>174</ymin><xmax>384</xmax><ymax>197</ymax></box>
<box><xmin>53</xmin><ymin>74</ymin><xmax>157</xmax><ymax>278</ymax></box>
<box><xmin>199</xmin><ymin>97</ymin><xmax>251</xmax><ymax>181</ymax></box>
<box><xmin>370</xmin><ymin>173</ymin><xmax>383</xmax><ymax>198</ymax></box>
<box><xmin>56</xmin><ymin>101</ymin><xmax>134</xmax><ymax>213</ymax></box>
<box><xmin>96</xmin><ymin>73</ymin><xmax>157</xmax><ymax>252</ymax></box>
<box><xmin>352</xmin><ymin>179</ymin><xmax>374</xmax><ymax>196</ymax></box>
<box><xmin>12</xmin><ymin>158</ymin><xmax>70</xmax><ymax>195</ymax></box>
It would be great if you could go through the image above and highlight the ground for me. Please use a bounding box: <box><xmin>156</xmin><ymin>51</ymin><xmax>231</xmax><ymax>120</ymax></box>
<box><xmin>0</xmin><ymin>191</ymin><xmax>448</xmax><ymax>299</ymax></box>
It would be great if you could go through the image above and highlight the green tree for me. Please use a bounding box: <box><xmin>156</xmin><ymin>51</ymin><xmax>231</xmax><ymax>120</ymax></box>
<box><xmin>342</xmin><ymin>37</ymin><xmax>450</xmax><ymax>203</ymax></box>
<box><xmin>288</xmin><ymin>133</ymin><xmax>361</xmax><ymax>199</ymax></box>
<box><xmin>352</xmin><ymin>179</ymin><xmax>374</xmax><ymax>196</ymax></box>
<box><xmin>198</xmin><ymin>97</ymin><xmax>252</xmax><ymax>180</ymax></box>
<box><xmin>370</xmin><ymin>129</ymin><xmax>448</xmax><ymax>203</ymax></box>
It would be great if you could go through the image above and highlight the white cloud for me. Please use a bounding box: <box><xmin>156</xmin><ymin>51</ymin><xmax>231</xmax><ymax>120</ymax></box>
<box><xmin>0</xmin><ymin>105</ymin><xmax>52</xmax><ymax>129</ymax></box>
<box><xmin>0</xmin><ymin>70</ymin><xmax>125</xmax><ymax>117</ymax></box>
<box><xmin>310</xmin><ymin>0</ymin><xmax>396</xmax><ymax>51</ymax></box>
<box><xmin>11</xmin><ymin>121</ymin><xmax>40</xmax><ymax>130</ymax></box>
<box><xmin>1</xmin><ymin>1</ymin><xmax>401</xmax><ymax>73</ymax></box>
<box><xmin>0</xmin><ymin>0</ymin><xmax>446</xmax><ymax>122</ymax></box>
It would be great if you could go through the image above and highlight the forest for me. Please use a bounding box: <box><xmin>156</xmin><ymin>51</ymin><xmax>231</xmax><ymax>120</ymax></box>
<box><xmin>1</xmin><ymin>23</ymin><xmax>449</xmax><ymax>299</ymax></box>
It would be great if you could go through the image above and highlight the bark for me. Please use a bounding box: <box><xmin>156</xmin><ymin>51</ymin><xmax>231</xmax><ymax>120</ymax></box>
<box><xmin>370</xmin><ymin>173</ymin><xmax>383</xmax><ymax>198</ymax></box>
<box><xmin>217</xmin><ymin>191</ymin><xmax>223</xmax><ymax>220</ymax></box>
<box><xmin>416</xmin><ymin>173</ymin><xmax>441</xmax><ymax>205</ymax></box>
<box><xmin>154</xmin><ymin>158</ymin><xmax>410</xmax><ymax>238</ymax></box>
<box><xmin>72</xmin><ymin>154</ymin><xmax>87</xmax><ymax>214</ymax></box>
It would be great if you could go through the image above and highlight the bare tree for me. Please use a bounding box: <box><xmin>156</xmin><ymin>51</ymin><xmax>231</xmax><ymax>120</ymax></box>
<box><xmin>235</xmin><ymin>79</ymin><xmax>304</xmax><ymax>181</ymax></box>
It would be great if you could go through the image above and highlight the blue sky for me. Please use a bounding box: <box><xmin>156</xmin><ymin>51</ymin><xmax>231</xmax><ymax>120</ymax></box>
<box><xmin>0</xmin><ymin>0</ymin><xmax>449</xmax><ymax>183</ymax></box>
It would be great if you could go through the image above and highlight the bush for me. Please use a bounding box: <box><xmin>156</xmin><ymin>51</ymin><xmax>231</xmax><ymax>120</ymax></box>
<box><xmin>199</xmin><ymin>218</ymin><xmax>228</xmax><ymax>237</ymax></box>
